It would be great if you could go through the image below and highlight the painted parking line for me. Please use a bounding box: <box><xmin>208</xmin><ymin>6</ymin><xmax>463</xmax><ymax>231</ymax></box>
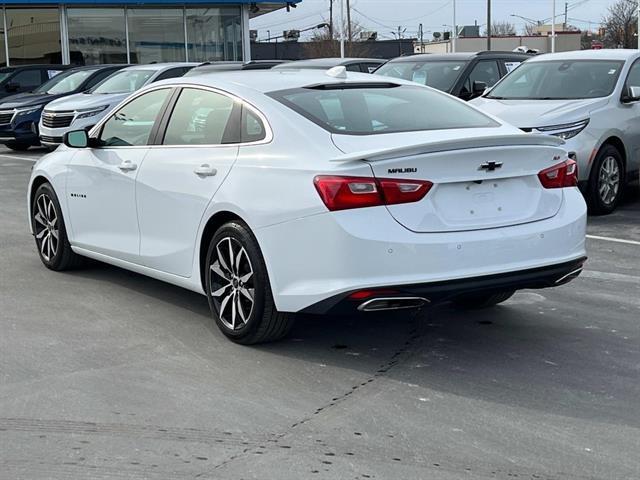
<box><xmin>0</xmin><ymin>153</ymin><xmax>40</xmax><ymax>162</ymax></box>
<box><xmin>582</xmin><ymin>269</ymin><xmax>640</xmax><ymax>284</ymax></box>
<box><xmin>586</xmin><ymin>234</ymin><xmax>640</xmax><ymax>246</ymax></box>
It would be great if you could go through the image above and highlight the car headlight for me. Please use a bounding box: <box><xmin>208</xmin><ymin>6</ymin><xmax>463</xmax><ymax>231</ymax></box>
<box><xmin>75</xmin><ymin>105</ymin><xmax>109</xmax><ymax>120</ymax></box>
<box><xmin>535</xmin><ymin>119</ymin><xmax>590</xmax><ymax>140</ymax></box>
<box><xmin>14</xmin><ymin>106</ymin><xmax>42</xmax><ymax>117</ymax></box>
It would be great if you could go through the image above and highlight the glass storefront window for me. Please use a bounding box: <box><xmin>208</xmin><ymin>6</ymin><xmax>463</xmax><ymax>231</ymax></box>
<box><xmin>6</xmin><ymin>8</ymin><xmax>61</xmax><ymax>65</ymax></box>
<box><xmin>128</xmin><ymin>8</ymin><xmax>185</xmax><ymax>64</ymax></box>
<box><xmin>186</xmin><ymin>7</ymin><xmax>242</xmax><ymax>62</ymax></box>
<box><xmin>68</xmin><ymin>8</ymin><xmax>127</xmax><ymax>65</ymax></box>
<box><xmin>0</xmin><ymin>10</ymin><xmax>6</xmax><ymax>67</ymax></box>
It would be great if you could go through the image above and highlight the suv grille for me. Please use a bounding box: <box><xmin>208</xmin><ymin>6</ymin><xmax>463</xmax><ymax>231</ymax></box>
<box><xmin>0</xmin><ymin>110</ymin><xmax>14</xmax><ymax>125</ymax></box>
<box><xmin>42</xmin><ymin>110</ymin><xmax>75</xmax><ymax>128</ymax></box>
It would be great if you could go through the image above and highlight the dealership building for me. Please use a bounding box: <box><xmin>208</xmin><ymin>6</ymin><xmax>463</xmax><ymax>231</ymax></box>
<box><xmin>0</xmin><ymin>0</ymin><xmax>297</xmax><ymax>66</ymax></box>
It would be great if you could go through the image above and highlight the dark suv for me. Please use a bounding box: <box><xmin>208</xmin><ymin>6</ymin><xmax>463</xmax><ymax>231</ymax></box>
<box><xmin>375</xmin><ymin>51</ymin><xmax>533</xmax><ymax>100</ymax></box>
<box><xmin>0</xmin><ymin>65</ymin><xmax>126</xmax><ymax>151</ymax></box>
<box><xmin>0</xmin><ymin>65</ymin><xmax>73</xmax><ymax>101</ymax></box>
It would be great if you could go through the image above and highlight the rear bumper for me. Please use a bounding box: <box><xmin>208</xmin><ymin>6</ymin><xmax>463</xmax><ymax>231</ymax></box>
<box><xmin>301</xmin><ymin>257</ymin><xmax>586</xmax><ymax>314</ymax></box>
<box><xmin>256</xmin><ymin>188</ymin><xmax>587</xmax><ymax>313</ymax></box>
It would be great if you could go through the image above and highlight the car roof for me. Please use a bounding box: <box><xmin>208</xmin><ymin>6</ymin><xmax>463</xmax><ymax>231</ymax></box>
<box><xmin>527</xmin><ymin>48</ymin><xmax>640</xmax><ymax>62</ymax></box>
<box><xmin>0</xmin><ymin>64</ymin><xmax>72</xmax><ymax>72</ymax></box>
<box><xmin>273</xmin><ymin>57</ymin><xmax>385</xmax><ymax>69</ymax></box>
<box><xmin>159</xmin><ymin>69</ymin><xmax>416</xmax><ymax>95</ymax></box>
<box><xmin>120</xmin><ymin>62</ymin><xmax>199</xmax><ymax>72</ymax></box>
<box><xmin>66</xmin><ymin>64</ymin><xmax>127</xmax><ymax>72</ymax></box>
<box><xmin>389</xmin><ymin>51</ymin><xmax>531</xmax><ymax>63</ymax></box>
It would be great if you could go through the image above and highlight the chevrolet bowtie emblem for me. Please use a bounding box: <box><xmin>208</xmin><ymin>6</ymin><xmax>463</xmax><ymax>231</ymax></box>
<box><xmin>479</xmin><ymin>161</ymin><xmax>503</xmax><ymax>172</ymax></box>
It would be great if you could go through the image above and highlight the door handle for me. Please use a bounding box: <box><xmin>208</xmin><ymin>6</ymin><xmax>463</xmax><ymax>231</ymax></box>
<box><xmin>194</xmin><ymin>164</ymin><xmax>217</xmax><ymax>177</ymax></box>
<box><xmin>118</xmin><ymin>160</ymin><xmax>137</xmax><ymax>172</ymax></box>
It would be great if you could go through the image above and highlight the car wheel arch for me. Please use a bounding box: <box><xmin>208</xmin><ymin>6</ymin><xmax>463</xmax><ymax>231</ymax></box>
<box><xmin>198</xmin><ymin>210</ymin><xmax>247</xmax><ymax>292</ymax></box>
<box><xmin>597</xmin><ymin>136</ymin><xmax>626</xmax><ymax>174</ymax></box>
<box><xmin>29</xmin><ymin>175</ymin><xmax>52</xmax><ymax>217</ymax></box>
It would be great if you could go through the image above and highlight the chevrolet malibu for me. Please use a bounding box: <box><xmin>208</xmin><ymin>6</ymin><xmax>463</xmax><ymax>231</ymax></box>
<box><xmin>28</xmin><ymin>69</ymin><xmax>587</xmax><ymax>344</ymax></box>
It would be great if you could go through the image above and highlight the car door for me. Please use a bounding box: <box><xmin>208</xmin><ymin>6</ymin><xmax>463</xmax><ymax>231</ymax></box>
<box><xmin>458</xmin><ymin>60</ymin><xmax>501</xmax><ymax>100</ymax></box>
<box><xmin>619</xmin><ymin>59</ymin><xmax>640</xmax><ymax>177</ymax></box>
<box><xmin>135</xmin><ymin>86</ymin><xmax>243</xmax><ymax>277</ymax></box>
<box><xmin>65</xmin><ymin>87</ymin><xmax>173</xmax><ymax>262</ymax></box>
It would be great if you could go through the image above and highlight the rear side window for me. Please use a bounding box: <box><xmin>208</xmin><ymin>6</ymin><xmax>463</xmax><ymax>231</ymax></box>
<box><xmin>241</xmin><ymin>106</ymin><xmax>266</xmax><ymax>143</ymax></box>
<box><xmin>11</xmin><ymin>69</ymin><xmax>43</xmax><ymax>89</ymax></box>
<box><xmin>163</xmin><ymin>88</ymin><xmax>238</xmax><ymax>145</ymax></box>
<box><xmin>269</xmin><ymin>84</ymin><xmax>498</xmax><ymax>135</ymax></box>
<box><xmin>154</xmin><ymin>67</ymin><xmax>191</xmax><ymax>82</ymax></box>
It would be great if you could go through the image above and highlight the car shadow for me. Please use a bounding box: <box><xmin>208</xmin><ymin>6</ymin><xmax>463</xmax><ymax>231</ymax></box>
<box><xmin>68</xmin><ymin>261</ymin><xmax>639</xmax><ymax>429</ymax></box>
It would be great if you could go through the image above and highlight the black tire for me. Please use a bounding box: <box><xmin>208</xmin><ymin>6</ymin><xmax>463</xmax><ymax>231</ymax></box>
<box><xmin>453</xmin><ymin>290</ymin><xmax>515</xmax><ymax>309</ymax></box>
<box><xmin>205</xmin><ymin>220</ymin><xmax>295</xmax><ymax>345</ymax></box>
<box><xmin>586</xmin><ymin>144</ymin><xmax>625</xmax><ymax>215</ymax></box>
<box><xmin>31</xmin><ymin>183</ymin><xmax>85</xmax><ymax>271</ymax></box>
<box><xmin>6</xmin><ymin>141</ymin><xmax>30</xmax><ymax>151</ymax></box>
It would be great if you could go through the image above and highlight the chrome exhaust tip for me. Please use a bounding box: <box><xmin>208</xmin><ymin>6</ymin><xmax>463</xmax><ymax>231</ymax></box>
<box><xmin>357</xmin><ymin>296</ymin><xmax>430</xmax><ymax>312</ymax></box>
<box><xmin>555</xmin><ymin>267</ymin><xmax>583</xmax><ymax>285</ymax></box>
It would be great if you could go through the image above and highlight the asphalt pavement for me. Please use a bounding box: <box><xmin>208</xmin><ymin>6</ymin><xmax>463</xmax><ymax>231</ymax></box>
<box><xmin>1</xmin><ymin>147</ymin><xmax>639</xmax><ymax>480</ymax></box>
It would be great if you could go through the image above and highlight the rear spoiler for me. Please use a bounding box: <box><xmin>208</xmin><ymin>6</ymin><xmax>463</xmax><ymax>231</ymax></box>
<box><xmin>330</xmin><ymin>134</ymin><xmax>565</xmax><ymax>163</ymax></box>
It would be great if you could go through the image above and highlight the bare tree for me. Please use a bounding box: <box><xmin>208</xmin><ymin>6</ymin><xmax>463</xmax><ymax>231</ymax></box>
<box><xmin>523</xmin><ymin>24</ymin><xmax>541</xmax><ymax>36</ymax></box>
<box><xmin>602</xmin><ymin>0</ymin><xmax>637</xmax><ymax>48</ymax></box>
<box><xmin>485</xmin><ymin>21</ymin><xmax>516</xmax><ymax>36</ymax></box>
<box><xmin>303</xmin><ymin>20</ymin><xmax>372</xmax><ymax>58</ymax></box>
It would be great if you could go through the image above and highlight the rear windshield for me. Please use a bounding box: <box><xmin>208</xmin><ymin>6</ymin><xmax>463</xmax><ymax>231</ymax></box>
<box><xmin>268</xmin><ymin>84</ymin><xmax>498</xmax><ymax>135</ymax></box>
<box><xmin>375</xmin><ymin>61</ymin><xmax>468</xmax><ymax>92</ymax></box>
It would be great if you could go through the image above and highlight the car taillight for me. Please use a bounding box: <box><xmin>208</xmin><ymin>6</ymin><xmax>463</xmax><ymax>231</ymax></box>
<box><xmin>538</xmin><ymin>159</ymin><xmax>578</xmax><ymax>189</ymax></box>
<box><xmin>313</xmin><ymin>175</ymin><xmax>433</xmax><ymax>211</ymax></box>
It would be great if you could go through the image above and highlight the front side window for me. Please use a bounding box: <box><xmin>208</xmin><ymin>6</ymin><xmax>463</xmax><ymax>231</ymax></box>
<box><xmin>35</xmin><ymin>69</ymin><xmax>97</xmax><ymax>94</ymax></box>
<box><xmin>91</xmin><ymin>69</ymin><xmax>155</xmax><ymax>94</ymax></box>
<box><xmin>624</xmin><ymin>60</ymin><xmax>640</xmax><ymax>89</ymax></box>
<box><xmin>376</xmin><ymin>61</ymin><xmax>468</xmax><ymax>92</ymax></box>
<box><xmin>99</xmin><ymin>88</ymin><xmax>170</xmax><ymax>147</ymax></box>
<box><xmin>269</xmin><ymin>84</ymin><xmax>498</xmax><ymax>135</ymax></box>
<box><xmin>487</xmin><ymin>60</ymin><xmax>624</xmax><ymax>100</ymax></box>
<box><xmin>163</xmin><ymin>88</ymin><xmax>237</xmax><ymax>145</ymax></box>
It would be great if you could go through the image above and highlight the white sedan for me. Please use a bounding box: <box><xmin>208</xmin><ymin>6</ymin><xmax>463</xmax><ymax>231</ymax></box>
<box><xmin>28</xmin><ymin>68</ymin><xmax>587</xmax><ymax>344</ymax></box>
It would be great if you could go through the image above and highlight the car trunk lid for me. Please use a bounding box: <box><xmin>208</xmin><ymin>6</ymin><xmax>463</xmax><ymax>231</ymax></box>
<box><xmin>331</xmin><ymin>131</ymin><xmax>567</xmax><ymax>233</ymax></box>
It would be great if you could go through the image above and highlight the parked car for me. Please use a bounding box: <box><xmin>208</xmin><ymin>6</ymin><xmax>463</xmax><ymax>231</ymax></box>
<box><xmin>471</xmin><ymin>49</ymin><xmax>640</xmax><ymax>215</ymax></box>
<box><xmin>273</xmin><ymin>57</ymin><xmax>386</xmax><ymax>73</ymax></box>
<box><xmin>185</xmin><ymin>60</ymin><xmax>288</xmax><ymax>76</ymax></box>
<box><xmin>0</xmin><ymin>65</ymin><xmax>126</xmax><ymax>151</ymax></box>
<box><xmin>0</xmin><ymin>64</ymin><xmax>72</xmax><ymax>101</ymax></box>
<box><xmin>38</xmin><ymin>63</ymin><xmax>197</xmax><ymax>148</ymax></box>
<box><xmin>375</xmin><ymin>51</ymin><xmax>532</xmax><ymax>100</ymax></box>
<box><xmin>28</xmin><ymin>69</ymin><xmax>586</xmax><ymax>344</ymax></box>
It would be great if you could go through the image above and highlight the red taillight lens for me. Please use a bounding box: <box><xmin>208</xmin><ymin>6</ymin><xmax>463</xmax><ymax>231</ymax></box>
<box><xmin>538</xmin><ymin>159</ymin><xmax>578</xmax><ymax>189</ymax></box>
<box><xmin>314</xmin><ymin>175</ymin><xmax>433</xmax><ymax>211</ymax></box>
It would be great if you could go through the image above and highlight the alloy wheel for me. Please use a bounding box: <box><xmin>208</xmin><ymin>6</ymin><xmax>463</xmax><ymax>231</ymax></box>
<box><xmin>209</xmin><ymin>237</ymin><xmax>255</xmax><ymax>331</ymax></box>
<box><xmin>598</xmin><ymin>156</ymin><xmax>620</xmax><ymax>206</ymax></box>
<box><xmin>33</xmin><ymin>193</ymin><xmax>59</xmax><ymax>262</ymax></box>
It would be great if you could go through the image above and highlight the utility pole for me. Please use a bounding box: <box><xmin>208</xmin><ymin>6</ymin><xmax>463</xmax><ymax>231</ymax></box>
<box><xmin>346</xmin><ymin>0</ymin><xmax>352</xmax><ymax>45</ymax></box>
<box><xmin>452</xmin><ymin>0</ymin><xmax>457</xmax><ymax>52</ymax></box>
<box><xmin>551</xmin><ymin>0</ymin><xmax>556</xmax><ymax>53</ymax></box>
<box><xmin>419</xmin><ymin>23</ymin><xmax>424</xmax><ymax>53</ymax></box>
<box><xmin>340</xmin><ymin>0</ymin><xmax>345</xmax><ymax>58</ymax></box>
<box><xmin>487</xmin><ymin>0</ymin><xmax>492</xmax><ymax>50</ymax></box>
<box><xmin>564</xmin><ymin>1</ymin><xmax>568</xmax><ymax>30</ymax></box>
<box><xmin>638</xmin><ymin>1</ymin><xmax>640</xmax><ymax>49</ymax></box>
<box><xmin>329</xmin><ymin>0</ymin><xmax>333</xmax><ymax>38</ymax></box>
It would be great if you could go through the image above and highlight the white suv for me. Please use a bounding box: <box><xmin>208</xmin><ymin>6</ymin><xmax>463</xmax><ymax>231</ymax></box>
<box><xmin>471</xmin><ymin>49</ymin><xmax>640</xmax><ymax>214</ymax></box>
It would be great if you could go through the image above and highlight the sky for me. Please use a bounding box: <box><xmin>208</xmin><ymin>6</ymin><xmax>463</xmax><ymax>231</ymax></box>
<box><xmin>250</xmin><ymin>0</ymin><xmax>620</xmax><ymax>41</ymax></box>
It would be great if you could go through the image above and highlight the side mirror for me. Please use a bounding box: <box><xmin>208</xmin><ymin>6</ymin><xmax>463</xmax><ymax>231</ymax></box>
<box><xmin>5</xmin><ymin>82</ymin><xmax>19</xmax><ymax>93</ymax></box>
<box><xmin>63</xmin><ymin>129</ymin><xmax>89</xmax><ymax>148</ymax></box>
<box><xmin>622</xmin><ymin>85</ymin><xmax>640</xmax><ymax>103</ymax></box>
<box><xmin>472</xmin><ymin>80</ymin><xmax>488</xmax><ymax>97</ymax></box>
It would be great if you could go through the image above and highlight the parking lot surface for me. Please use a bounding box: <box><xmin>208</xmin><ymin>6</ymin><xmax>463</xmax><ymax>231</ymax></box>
<box><xmin>1</xmin><ymin>147</ymin><xmax>639</xmax><ymax>480</ymax></box>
